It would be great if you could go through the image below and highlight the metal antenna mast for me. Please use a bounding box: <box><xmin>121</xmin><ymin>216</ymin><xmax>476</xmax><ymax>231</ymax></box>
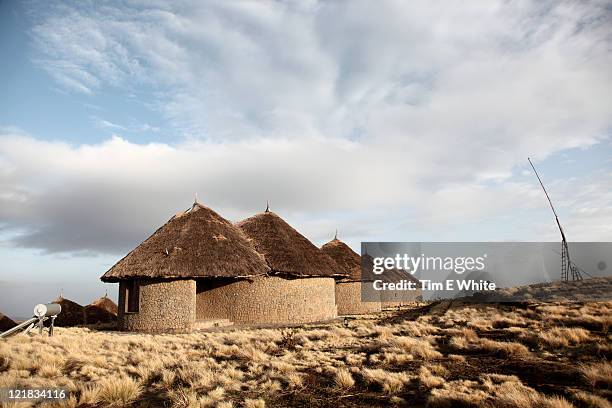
<box><xmin>528</xmin><ymin>158</ymin><xmax>582</xmax><ymax>281</ymax></box>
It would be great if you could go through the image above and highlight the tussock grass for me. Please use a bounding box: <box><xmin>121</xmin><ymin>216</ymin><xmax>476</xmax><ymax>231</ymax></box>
<box><xmin>334</xmin><ymin>368</ymin><xmax>355</xmax><ymax>390</ymax></box>
<box><xmin>580</xmin><ymin>361</ymin><xmax>612</xmax><ymax>388</ymax></box>
<box><xmin>571</xmin><ymin>391</ymin><xmax>612</xmax><ymax>408</ymax></box>
<box><xmin>477</xmin><ymin>338</ymin><xmax>530</xmax><ymax>358</ymax></box>
<box><xmin>97</xmin><ymin>376</ymin><xmax>142</xmax><ymax>406</ymax></box>
<box><xmin>492</xmin><ymin>316</ymin><xmax>527</xmax><ymax>329</ymax></box>
<box><xmin>286</xmin><ymin>372</ymin><xmax>303</xmax><ymax>389</ymax></box>
<box><xmin>448</xmin><ymin>354</ymin><xmax>466</xmax><ymax>362</ymax></box>
<box><xmin>418</xmin><ymin>366</ymin><xmax>445</xmax><ymax>389</ymax></box>
<box><xmin>538</xmin><ymin>327</ymin><xmax>592</xmax><ymax>348</ymax></box>
<box><xmin>519</xmin><ymin>326</ymin><xmax>595</xmax><ymax>350</ymax></box>
<box><xmin>388</xmin><ymin>336</ymin><xmax>443</xmax><ymax>360</ymax></box>
<box><xmin>450</xmin><ymin>331</ymin><xmax>530</xmax><ymax>357</ymax></box>
<box><xmin>427</xmin><ymin>379</ymin><xmax>489</xmax><ymax>407</ymax></box>
<box><xmin>76</xmin><ymin>385</ymin><xmax>99</xmax><ymax>405</ymax></box>
<box><xmin>429</xmin><ymin>375</ymin><xmax>573</xmax><ymax>408</ymax></box>
<box><xmin>167</xmin><ymin>387</ymin><xmax>200</xmax><ymax>408</ymax></box>
<box><xmin>493</xmin><ymin>381</ymin><xmax>573</xmax><ymax>408</ymax></box>
<box><xmin>0</xmin><ymin>298</ymin><xmax>609</xmax><ymax>407</ymax></box>
<box><xmin>244</xmin><ymin>398</ymin><xmax>266</xmax><ymax>408</ymax></box>
<box><xmin>361</xmin><ymin>368</ymin><xmax>412</xmax><ymax>394</ymax></box>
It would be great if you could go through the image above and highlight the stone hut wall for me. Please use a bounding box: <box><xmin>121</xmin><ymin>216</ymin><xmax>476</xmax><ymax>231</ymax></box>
<box><xmin>196</xmin><ymin>276</ymin><xmax>337</xmax><ymax>324</ymax></box>
<box><xmin>335</xmin><ymin>281</ymin><xmax>381</xmax><ymax>315</ymax></box>
<box><xmin>118</xmin><ymin>279</ymin><xmax>195</xmax><ymax>333</ymax></box>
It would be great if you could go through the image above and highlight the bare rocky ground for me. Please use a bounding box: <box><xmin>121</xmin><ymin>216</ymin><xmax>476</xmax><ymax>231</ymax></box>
<box><xmin>0</xmin><ymin>279</ymin><xmax>611</xmax><ymax>407</ymax></box>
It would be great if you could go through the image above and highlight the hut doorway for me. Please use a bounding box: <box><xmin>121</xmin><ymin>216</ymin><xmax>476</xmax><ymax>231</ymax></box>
<box><xmin>125</xmin><ymin>280</ymin><xmax>140</xmax><ymax>313</ymax></box>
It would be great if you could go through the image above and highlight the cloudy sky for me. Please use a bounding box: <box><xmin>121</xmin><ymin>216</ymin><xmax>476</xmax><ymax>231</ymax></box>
<box><xmin>0</xmin><ymin>0</ymin><xmax>611</xmax><ymax>318</ymax></box>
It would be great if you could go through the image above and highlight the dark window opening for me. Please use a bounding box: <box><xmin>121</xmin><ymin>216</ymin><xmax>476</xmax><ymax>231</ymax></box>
<box><xmin>125</xmin><ymin>280</ymin><xmax>140</xmax><ymax>313</ymax></box>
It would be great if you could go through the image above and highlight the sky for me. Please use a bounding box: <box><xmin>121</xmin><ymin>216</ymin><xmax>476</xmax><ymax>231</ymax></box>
<box><xmin>0</xmin><ymin>0</ymin><xmax>611</xmax><ymax>318</ymax></box>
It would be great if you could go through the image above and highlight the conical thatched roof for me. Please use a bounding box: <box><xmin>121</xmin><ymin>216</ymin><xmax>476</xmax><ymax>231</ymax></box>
<box><xmin>321</xmin><ymin>238</ymin><xmax>361</xmax><ymax>281</ymax></box>
<box><xmin>237</xmin><ymin>211</ymin><xmax>347</xmax><ymax>278</ymax></box>
<box><xmin>101</xmin><ymin>202</ymin><xmax>270</xmax><ymax>282</ymax></box>
<box><xmin>90</xmin><ymin>295</ymin><xmax>118</xmax><ymax>315</ymax></box>
<box><xmin>84</xmin><ymin>295</ymin><xmax>118</xmax><ymax>325</ymax></box>
<box><xmin>0</xmin><ymin>313</ymin><xmax>16</xmax><ymax>332</ymax></box>
<box><xmin>53</xmin><ymin>297</ymin><xmax>85</xmax><ymax>327</ymax></box>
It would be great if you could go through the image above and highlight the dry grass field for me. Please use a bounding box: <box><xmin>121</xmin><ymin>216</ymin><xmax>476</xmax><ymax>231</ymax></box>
<box><xmin>1</xmin><ymin>299</ymin><xmax>611</xmax><ymax>408</ymax></box>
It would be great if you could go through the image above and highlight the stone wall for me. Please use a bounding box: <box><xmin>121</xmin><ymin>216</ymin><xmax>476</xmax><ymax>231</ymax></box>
<box><xmin>118</xmin><ymin>279</ymin><xmax>195</xmax><ymax>333</ymax></box>
<box><xmin>196</xmin><ymin>276</ymin><xmax>337</xmax><ymax>324</ymax></box>
<box><xmin>335</xmin><ymin>281</ymin><xmax>381</xmax><ymax>315</ymax></box>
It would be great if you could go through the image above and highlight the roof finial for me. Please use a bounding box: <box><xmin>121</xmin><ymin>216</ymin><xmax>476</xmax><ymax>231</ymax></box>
<box><xmin>265</xmin><ymin>200</ymin><xmax>270</xmax><ymax>213</ymax></box>
<box><xmin>194</xmin><ymin>192</ymin><xmax>198</xmax><ymax>204</ymax></box>
<box><xmin>334</xmin><ymin>228</ymin><xmax>338</xmax><ymax>240</ymax></box>
<box><xmin>60</xmin><ymin>288</ymin><xmax>64</xmax><ymax>299</ymax></box>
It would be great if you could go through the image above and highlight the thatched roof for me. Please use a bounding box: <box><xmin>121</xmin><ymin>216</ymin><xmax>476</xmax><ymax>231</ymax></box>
<box><xmin>101</xmin><ymin>202</ymin><xmax>270</xmax><ymax>282</ymax></box>
<box><xmin>90</xmin><ymin>295</ymin><xmax>118</xmax><ymax>315</ymax></box>
<box><xmin>84</xmin><ymin>295</ymin><xmax>117</xmax><ymax>325</ymax></box>
<box><xmin>0</xmin><ymin>313</ymin><xmax>16</xmax><ymax>332</ymax></box>
<box><xmin>321</xmin><ymin>238</ymin><xmax>361</xmax><ymax>281</ymax></box>
<box><xmin>237</xmin><ymin>211</ymin><xmax>347</xmax><ymax>278</ymax></box>
<box><xmin>53</xmin><ymin>297</ymin><xmax>85</xmax><ymax>327</ymax></box>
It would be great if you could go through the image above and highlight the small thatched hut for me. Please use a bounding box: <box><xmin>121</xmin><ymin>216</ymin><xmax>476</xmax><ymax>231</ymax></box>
<box><xmin>92</xmin><ymin>294</ymin><xmax>118</xmax><ymax>315</ymax></box>
<box><xmin>53</xmin><ymin>297</ymin><xmax>85</xmax><ymax>326</ymax></box>
<box><xmin>0</xmin><ymin>313</ymin><xmax>16</xmax><ymax>332</ymax></box>
<box><xmin>321</xmin><ymin>236</ymin><xmax>382</xmax><ymax>315</ymax></box>
<box><xmin>84</xmin><ymin>295</ymin><xmax>118</xmax><ymax>325</ymax></box>
<box><xmin>195</xmin><ymin>209</ymin><xmax>347</xmax><ymax>324</ymax></box>
<box><xmin>101</xmin><ymin>201</ymin><xmax>270</xmax><ymax>332</ymax></box>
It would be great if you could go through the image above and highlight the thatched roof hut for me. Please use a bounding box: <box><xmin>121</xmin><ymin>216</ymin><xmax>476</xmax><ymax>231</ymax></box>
<box><xmin>195</xmin><ymin>209</ymin><xmax>342</xmax><ymax>323</ymax></box>
<box><xmin>91</xmin><ymin>294</ymin><xmax>118</xmax><ymax>315</ymax></box>
<box><xmin>101</xmin><ymin>202</ymin><xmax>269</xmax><ymax>282</ymax></box>
<box><xmin>321</xmin><ymin>238</ymin><xmax>362</xmax><ymax>281</ymax></box>
<box><xmin>84</xmin><ymin>295</ymin><xmax>118</xmax><ymax>325</ymax></box>
<box><xmin>0</xmin><ymin>313</ymin><xmax>16</xmax><ymax>332</ymax></box>
<box><xmin>321</xmin><ymin>237</ymin><xmax>381</xmax><ymax>315</ymax></box>
<box><xmin>100</xmin><ymin>202</ymin><xmax>272</xmax><ymax>332</ymax></box>
<box><xmin>236</xmin><ymin>211</ymin><xmax>346</xmax><ymax>278</ymax></box>
<box><xmin>101</xmin><ymin>202</ymin><xmax>348</xmax><ymax>331</ymax></box>
<box><xmin>53</xmin><ymin>297</ymin><xmax>85</xmax><ymax>327</ymax></box>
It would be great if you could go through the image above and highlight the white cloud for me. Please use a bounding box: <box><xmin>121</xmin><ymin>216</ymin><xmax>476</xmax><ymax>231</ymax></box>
<box><xmin>93</xmin><ymin>118</ymin><xmax>127</xmax><ymax>131</ymax></box>
<box><xmin>1</xmin><ymin>132</ymin><xmax>610</xmax><ymax>255</ymax></box>
<box><xmin>28</xmin><ymin>0</ymin><xmax>612</xmax><ymax>144</ymax></box>
<box><xmin>2</xmin><ymin>0</ymin><xmax>609</xmax><ymax>253</ymax></box>
<box><xmin>92</xmin><ymin>117</ymin><xmax>161</xmax><ymax>134</ymax></box>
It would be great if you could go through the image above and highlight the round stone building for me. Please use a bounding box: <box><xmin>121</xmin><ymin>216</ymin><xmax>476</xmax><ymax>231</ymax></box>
<box><xmin>101</xmin><ymin>201</ymin><xmax>270</xmax><ymax>332</ymax></box>
<box><xmin>321</xmin><ymin>236</ymin><xmax>382</xmax><ymax>315</ymax></box>
<box><xmin>101</xmin><ymin>202</ymin><xmax>348</xmax><ymax>332</ymax></box>
<box><xmin>195</xmin><ymin>209</ymin><xmax>347</xmax><ymax>324</ymax></box>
